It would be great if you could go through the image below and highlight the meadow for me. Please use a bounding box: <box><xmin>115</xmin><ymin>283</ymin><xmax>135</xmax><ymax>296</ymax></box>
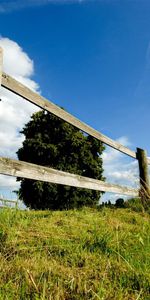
<box><xmin>0</xmin><ymin>207</ymin><xmax>150</xmax><ymax>299</ymax></box>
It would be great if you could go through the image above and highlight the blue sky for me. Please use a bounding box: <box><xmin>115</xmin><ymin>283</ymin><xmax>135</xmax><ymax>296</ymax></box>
<box><xmin>0</xmin><ymin>0</ymin><xmax>150</xmax><ymax>202</ymax></box>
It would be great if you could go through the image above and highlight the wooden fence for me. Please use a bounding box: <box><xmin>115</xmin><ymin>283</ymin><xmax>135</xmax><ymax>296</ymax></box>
<box><xmin>0</xmin><ymin>47</ymin><xmax>149</xmax><ymax>199</ymax></box>
<box><xmin>0</xmin><ymin>198</ymin><xmax>18</xmax><ymax>209</ymax></box>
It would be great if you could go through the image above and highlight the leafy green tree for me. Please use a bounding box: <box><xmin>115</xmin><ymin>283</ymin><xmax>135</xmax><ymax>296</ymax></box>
<box><xmin>17</xmin><ymin>110</ymin><xmax>105</xmax><ymax>210</ymax></box>
<box><xmin>115</xmin><ymin>198</ymin><xmax>125</xmax><ymax>208</ymax></box>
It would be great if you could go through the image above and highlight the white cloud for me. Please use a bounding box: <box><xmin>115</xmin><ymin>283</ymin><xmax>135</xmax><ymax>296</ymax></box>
<box><xmin>101</xmin><ymin>136</ymin><xmax>139</xmax><ymax>203</ymax></box>
<box><xmin>0</xmin><ymin>175</ymin><xmax>20</xmax><ymax>188</ymax></box>
<box><xmin>0</xmin><ymin>38</ymin><xmax>33</xmax><ymax>77</ymax></box>
<box><xmin>0</xmin><ymin>37</ymin><xmax>40</xmax><ymax>196</ymax></box>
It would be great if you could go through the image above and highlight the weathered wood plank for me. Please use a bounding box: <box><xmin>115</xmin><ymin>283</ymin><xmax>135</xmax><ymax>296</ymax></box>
<box><xmin>0</xmin><ymin>48</ymin><xmax>3</xmax><ymax>87</ymax></box>
<box><xmin>0</xmin><ymin>199</ymin><xmax>17</xmax><ymax>204</ymax></box>
<box><xmin>136</xmin><ymin>148</ymin><xmax>150</xmax><ymax>199</ymax></box>
<box><xmin>1</xmin><ymin>72</ymin><xmax>136</xmax><ymax>159</ymax></box>
<box><xmin>147</xmin><ymin>157</ymin><xmax>150</xmax><ymax>165</ymax></box>
<box><xmin>0</xmin><ymin>157</ymin><xmax>138</xmax><ymax>196</ymax></box>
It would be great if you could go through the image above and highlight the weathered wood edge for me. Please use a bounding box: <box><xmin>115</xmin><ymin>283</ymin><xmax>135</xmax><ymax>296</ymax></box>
<box><xmin>0</xmin><ymin>199</ymin><xmax>17</xmax><ymax>204</ymax></box>
<box><xmin>1</xmin><ymin>72</ymin><xmax>136</xmax><ymax>159</ymax></box>
<box><xmin>0</xmin><ymin>157</ymin><xmax>138</xmax><ymax>196</ymax></box>
<box><xmin>136</xmin><ymin>148</ymin><xmax>150</xmax><ymax>198</ymax></box>
<box><xmin>147</xmin><ymin>157</ymin><xmax>150</xmax><ymax>165</ymax></box>
<box><xmin>0</xmin><ymin>48</ymin><xmax>3</xmax><ymax>87</ymax></box>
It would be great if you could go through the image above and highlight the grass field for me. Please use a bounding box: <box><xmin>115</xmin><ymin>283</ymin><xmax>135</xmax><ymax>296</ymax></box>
<box><xmin>0</xmin><ymin>207</ymin><xmax>150</xmax><ymax>299</ymax></box>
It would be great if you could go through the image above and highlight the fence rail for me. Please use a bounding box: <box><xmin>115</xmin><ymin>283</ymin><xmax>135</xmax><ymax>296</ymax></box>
<box><xmin>1</xmin><ymin>72</ymin><xmax>136</xmax><ymax>159</ymax></box>
<box><xmin>0</xmin><ymin>198</ymin><xmax>18</xmax><ymax>208</ymax></box>
<box><xmin>0</xmin><ymin>47</ymin><xmax>149</xmax><ymax>199</ymax></box>
<box><xmin>0</xmin><ymin>157</ymin><xmax>138</xmax><ymax>196</ymax></box>
<box><xmin>0</xmin><ymin>198</ymin><xmax>17</xmax><ymax>204</ymax></box>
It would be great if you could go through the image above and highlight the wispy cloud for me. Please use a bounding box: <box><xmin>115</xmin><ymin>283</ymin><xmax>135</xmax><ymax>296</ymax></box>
<box><xmin>101</xmin><ymin>136</ymin><xmax>139</xmax><ymax>203</ymax></box>
<box><xmin>0</xmin><ymin>0</ymin><xmax>86</xmax><ymax>13</ymax></box>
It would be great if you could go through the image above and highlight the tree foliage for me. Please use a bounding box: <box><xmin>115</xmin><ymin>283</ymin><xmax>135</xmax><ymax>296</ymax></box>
<box><xmin>17</xmin><ymin>110</ymin><xmax>105</xmax><ymax>210</ymax></box>
<box><xmin>115</xmin><ymin>198</ymin><xmax>125</xmax><ymax>208</ymax></box>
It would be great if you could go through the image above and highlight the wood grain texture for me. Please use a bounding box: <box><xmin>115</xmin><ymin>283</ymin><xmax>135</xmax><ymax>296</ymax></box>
<box><xmin>0</xmin><ymin>48</ymin><xmax>3</xmax><ymax>87</ymax></box>
<box><xmin>1</xmin><ymin>72</ymin><xmax>136</xmax><ymax>159</ymax></box>
<box><xmin>136</xmin><ymin>148</ymin><xmax>150</xmax><ymax>198</ymax></box>
<box><xmin>0</xmin><ymin>157</ymin><xmax>138</xmax><ymax>196</ymax></box>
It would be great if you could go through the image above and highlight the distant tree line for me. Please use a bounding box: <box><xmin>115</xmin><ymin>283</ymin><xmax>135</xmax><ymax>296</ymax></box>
<box><xmin>100</xmin><ymin>197</ymin><xmax>148</xmax><ymax>213</ymax></box>
<box><xmin>100</xmin><ymin>198</ymin><xmax>125</xmax><ymax>208</ymax></box>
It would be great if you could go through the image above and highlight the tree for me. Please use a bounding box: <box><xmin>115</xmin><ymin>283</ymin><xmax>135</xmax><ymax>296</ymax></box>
<box><xmin>115</xmin><ymin>198</ymin><xmax>125</xmax><ymax>208</ymax></box>
<box><xmin>17</xmin><ymin>110</ymin><xmax>105</xmax><ymax>210</ymax></box>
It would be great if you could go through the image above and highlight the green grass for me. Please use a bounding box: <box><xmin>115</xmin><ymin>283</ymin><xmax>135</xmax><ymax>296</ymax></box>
<box><xmin>0</xmin><ymin>207</ymin><xmax>150</xmax><ymax>300</ymax></box>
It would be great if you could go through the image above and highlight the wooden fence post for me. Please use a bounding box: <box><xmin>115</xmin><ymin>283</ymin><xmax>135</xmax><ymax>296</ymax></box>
<box><xmin>136</xmin><ymin>148</ymin><xmax>150</xmax><ymax>202</ymax></box>
<box><xmin>0</xmin><ymin>47</ymin><xmax>3</xmax><ymax>87</ymax></box>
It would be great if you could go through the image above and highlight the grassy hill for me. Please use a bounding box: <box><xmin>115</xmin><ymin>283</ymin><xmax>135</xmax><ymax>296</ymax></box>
<box><xmin>0</xmin><ymin>207</ymin><xmax>150</xmax><ymax>299</ymax></box>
